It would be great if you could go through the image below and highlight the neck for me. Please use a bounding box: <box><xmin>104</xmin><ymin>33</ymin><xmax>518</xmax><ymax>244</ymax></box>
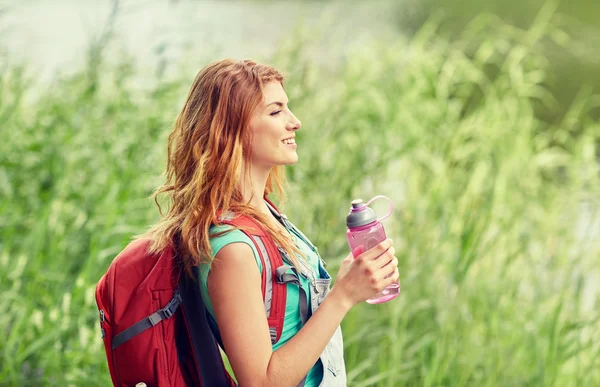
<box><xmin>240</xmin><ymin>162</ymin><xmax>272</xmax><ymax>215</ymax></box>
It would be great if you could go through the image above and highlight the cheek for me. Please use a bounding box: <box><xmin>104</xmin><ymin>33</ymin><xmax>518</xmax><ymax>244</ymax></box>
<box><xmin>247</xmin><ymin>131</ymin><xmax>271</xmax><ymax>157</ymax></box>
<box><xmin>256</xmin><ymin>124</ymin><xmax>280</xmax><ymax>144</ymax></box>
<box><xmin>248</xmin><ymin>117</ymin><xmax>283</xmax><ymax>151</ymax></box>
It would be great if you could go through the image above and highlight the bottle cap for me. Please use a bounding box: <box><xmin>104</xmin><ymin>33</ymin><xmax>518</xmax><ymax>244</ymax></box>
<box><xmin>346</xmin><ymin>198</ymin><xmax>378</xmax><ymax>228</ymax></box>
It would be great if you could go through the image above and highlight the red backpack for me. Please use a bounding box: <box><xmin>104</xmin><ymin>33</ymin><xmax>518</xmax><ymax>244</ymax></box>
<box><xmin>95</xmin><ymin>201</ymin><xmax>293</xmax><ymax>387</ymax></box>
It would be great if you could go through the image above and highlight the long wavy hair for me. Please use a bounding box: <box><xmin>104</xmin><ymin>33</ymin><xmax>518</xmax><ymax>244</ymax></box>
<box><xmin>136</xmin><ymin>59</ymin><xmax>306</xmax><ymax>275</ymax></box>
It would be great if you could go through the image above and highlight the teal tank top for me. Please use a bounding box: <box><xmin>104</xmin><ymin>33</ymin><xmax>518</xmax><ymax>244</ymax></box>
<box><xmin>198</xmin><ymin>224</ymin><xmax>324</xmax><ymax>387</ymax></box>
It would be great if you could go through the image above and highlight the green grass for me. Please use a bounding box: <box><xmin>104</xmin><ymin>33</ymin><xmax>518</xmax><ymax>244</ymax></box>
<box><xmin>1</xmin><ymin>10</ymin><xmax>599</xmax><ymax>387</ymax></box>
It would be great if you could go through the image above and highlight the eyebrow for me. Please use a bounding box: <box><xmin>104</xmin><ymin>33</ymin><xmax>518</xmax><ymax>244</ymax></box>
<box><xmin>265</xmin><ymin>101</ymin><xmax>288</xmax><ymax>109</ymax></box>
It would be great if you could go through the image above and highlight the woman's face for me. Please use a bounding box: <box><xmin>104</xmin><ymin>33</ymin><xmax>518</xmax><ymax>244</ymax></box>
<box><xmin>247</xmin><ymin>81</ymin><xmax>302</xmax><ymax>169</ymax></box>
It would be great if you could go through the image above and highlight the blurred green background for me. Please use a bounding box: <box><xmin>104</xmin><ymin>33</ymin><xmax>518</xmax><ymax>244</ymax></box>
<box><xmin>1</xmin><ymin>0</ymin><xmax>599</xmax><ymax>386</ymax></box>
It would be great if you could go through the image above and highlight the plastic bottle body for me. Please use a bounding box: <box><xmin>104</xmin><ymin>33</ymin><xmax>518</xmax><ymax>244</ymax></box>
<box><xmin>346</xmin><ymin>221</ymin><xmax>400</xmax><ymax>304</ymax></box>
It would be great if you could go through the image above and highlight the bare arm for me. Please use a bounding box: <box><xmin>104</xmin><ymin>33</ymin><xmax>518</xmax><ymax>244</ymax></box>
<box><xmin>208</xmin><ymin>240</ymin><xmax>398</xmax><ymax>387</ymax></box>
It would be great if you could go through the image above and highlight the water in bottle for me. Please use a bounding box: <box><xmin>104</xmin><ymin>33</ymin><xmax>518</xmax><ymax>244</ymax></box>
<box><xmin>346</xmin><ymin>195</ymin><xmax>400</xmax><ymax>304</ymax></box>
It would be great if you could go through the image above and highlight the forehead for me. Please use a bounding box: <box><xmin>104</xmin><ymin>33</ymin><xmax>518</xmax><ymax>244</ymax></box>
<box><xmin>261</xmin><ymin>81</ymin><xmax>287</xmax><ymax>105</ymax></box>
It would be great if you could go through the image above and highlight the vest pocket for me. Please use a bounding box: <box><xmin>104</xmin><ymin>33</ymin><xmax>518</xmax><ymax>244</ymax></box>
<box><xmin>314</xmin><ymin>279</ymin><xmax>331</xmax><ymax>307</ymax></box>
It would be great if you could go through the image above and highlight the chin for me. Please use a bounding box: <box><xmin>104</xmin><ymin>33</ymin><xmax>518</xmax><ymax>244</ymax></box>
<box><xmin>276</xmin><ymin>156</ymin><xmax>298</xmax><ymax>166</ymax></box>
<box><xmin>288</xmin><ymin>155</ymin><xmax>299</xmax><ymax>164</ymax></box>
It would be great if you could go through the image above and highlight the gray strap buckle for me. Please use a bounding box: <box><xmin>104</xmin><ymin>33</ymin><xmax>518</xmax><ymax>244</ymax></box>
<box><xmin>111</xmin><ymin>290</ymin><xmax>182</xmax><ymax>349</ymax></box>
<box><xmin>275</xmin><ymin>265</ymin><xmax>309</xmax><ymax>325</ymax></box>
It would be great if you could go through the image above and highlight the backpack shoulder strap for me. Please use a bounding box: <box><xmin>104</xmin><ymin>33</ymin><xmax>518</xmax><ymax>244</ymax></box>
<box><xmin>221</xmin><ymin>213</ymin><xmax>287</xmax><ymax>344</ymax></box>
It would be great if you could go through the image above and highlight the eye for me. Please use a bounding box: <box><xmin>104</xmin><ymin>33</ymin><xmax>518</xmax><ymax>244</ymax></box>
<box><xmin>270</xmin><ymin>110</ymin><xmax>282</xmax><ymax>116</ymax></box>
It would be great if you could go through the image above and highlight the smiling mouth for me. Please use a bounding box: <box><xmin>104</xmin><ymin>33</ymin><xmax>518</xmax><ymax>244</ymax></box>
<box><xmin>282</xmin><ymin>138</ymin><xmax>296</xmax><ymax>145</ymax></box>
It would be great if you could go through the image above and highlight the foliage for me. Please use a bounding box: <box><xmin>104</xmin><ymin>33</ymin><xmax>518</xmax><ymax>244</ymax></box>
<box><xmin>1</xmin><ymin>10</ymin><xmax>599</xmax><ymax>386</ymax></box>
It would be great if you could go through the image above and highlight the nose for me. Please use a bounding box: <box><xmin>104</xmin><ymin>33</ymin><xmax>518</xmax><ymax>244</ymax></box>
<box><xmin>288</xmin><ymin>113</ymin><xmax>301</xmax><ymax>131</ymax></box>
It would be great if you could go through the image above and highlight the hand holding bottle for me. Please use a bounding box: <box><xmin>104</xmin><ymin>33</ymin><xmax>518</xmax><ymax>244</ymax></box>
<box><xmin>345</xmin><ymin>196</ymin><xmax>401</xmax><ymax>303</ymax></box>
<box><xmin>331</xmin><ymin>238</ymin><xmax>399</xmax><ymax>310</ymax></box>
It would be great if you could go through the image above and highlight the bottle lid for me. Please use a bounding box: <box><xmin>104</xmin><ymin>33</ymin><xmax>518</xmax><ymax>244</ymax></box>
<box><xmin>346</xmin><ymin>198</ymin><xmax>378</xmax><ymax>228</ymax></box>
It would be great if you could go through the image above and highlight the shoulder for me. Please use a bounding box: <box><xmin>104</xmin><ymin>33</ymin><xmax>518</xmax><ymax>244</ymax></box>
<box><xmin>210</xmin><ymin>224</ymin><xmax>251</xmax><ymax>249</ymax></box>
<box><xmin>213</xmin><ymin>242</ymin><xmax>257</xmax><ymax>271</ymax></box>
<box><xmin>207</xmin><ymin>224</ymin><xmax>263</xmax><ymax>273</ymax></box>
<box><xmin>199</xmin><ymin>225</ymin><xmax>265</xmax><ymax>315</ymax></box>
<box><xmin>208</xmin><ymin>240</ymin><xmax>263</xmax><ymax>305</ymax></box>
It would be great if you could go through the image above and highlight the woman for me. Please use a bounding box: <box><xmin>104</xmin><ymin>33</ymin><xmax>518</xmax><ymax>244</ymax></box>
<box><xmin>143</xmin><ymin>59</ymin><xmax>399</xmax><ymax>387</ymax></box>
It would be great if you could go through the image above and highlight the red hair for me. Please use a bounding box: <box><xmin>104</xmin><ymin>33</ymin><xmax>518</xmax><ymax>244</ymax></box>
<box><xmin>136</xmin><ymin>59</ymin><xmax>305</xmax><ymax>274</ymax></box>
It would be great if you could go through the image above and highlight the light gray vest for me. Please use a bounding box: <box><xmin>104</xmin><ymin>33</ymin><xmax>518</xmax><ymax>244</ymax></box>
<box><xmin>266</xmin><ymin>202</ymin><xmax>347</xmax><ymax>387</ymax></box>
<box><xmin>310</xmin><ymin>267</ymin><xmax>347</xmax><ymax>387</ymax></box>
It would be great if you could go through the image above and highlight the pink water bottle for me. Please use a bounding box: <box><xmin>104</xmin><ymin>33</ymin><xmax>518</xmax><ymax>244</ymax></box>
<box><xmin>346</xmin><ymin>195</ymin><xmax>400</xmax><ymax>304</ymax></box>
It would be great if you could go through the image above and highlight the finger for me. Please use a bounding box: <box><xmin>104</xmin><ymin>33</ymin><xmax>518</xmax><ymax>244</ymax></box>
<box><xmin>358</xmin><ymin>239</ymin><xmax>393</xmax><ymax>261</ymax></box>
<box><xmin>373</xmin><ymin>257</ymin><xmax>398</xmax><ymax>282</ymax></box>
<box><xmin>380</xmin><ymin>256</ymin><xmax>398</xmax><ymax>269</ymax></box>
<box><xmin>376</xmin><ymin>267</ymin><xmax>399</xmax><ymax>289</ymax></box>
<box><xmin>384</xmin><ymin>260</ymin><xmax>398</xmax><ymax>279</ymax></box>
<box><xmin>386</xmin><ymin>268</ymin><xmax>400</xmax><ymax>287</ymax></box>
<box><xmin>372</xmin><ymin>246</ymin><xmax>395</xmax><ymax>264</ymax></box>
<box><xmin>371</xmin><ymin>254</ymin><xmax>393</xmax><ymax>275</ymax></box>
<box><xmin>363</xmin><ymin>249</ymin><xmax>394</xmax><ymax>277</ymax></box>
